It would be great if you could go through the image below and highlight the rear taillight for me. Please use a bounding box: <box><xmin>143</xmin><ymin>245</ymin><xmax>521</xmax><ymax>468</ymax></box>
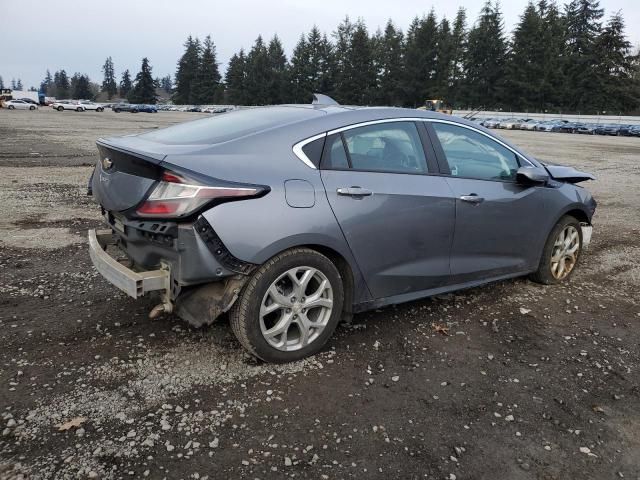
<box><xmin>136</xmin><ymin>170</ymin><xmax>264</xmax><ymax>218</ymax></box>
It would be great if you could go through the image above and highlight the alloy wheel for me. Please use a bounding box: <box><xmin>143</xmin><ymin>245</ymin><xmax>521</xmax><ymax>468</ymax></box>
<box><xmin>551</xmin><ymin>225</ymin><xmax>580</xmax><ymax>280</ymax></box>
<box><xmin>259</xmin><ymin>266</ymin><xmax>333</xmax><ymax>351</ymax></box>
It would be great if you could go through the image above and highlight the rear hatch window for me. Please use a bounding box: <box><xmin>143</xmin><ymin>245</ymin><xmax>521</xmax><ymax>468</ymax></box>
<box><xmin>139</xmin><ymin>106</ymin><xmax>322</xmax><ymax>145</ymax></box>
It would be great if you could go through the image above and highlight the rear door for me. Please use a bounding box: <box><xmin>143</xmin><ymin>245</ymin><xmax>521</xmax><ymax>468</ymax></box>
<box><xmin>427</xmin><ymin>121</ymin><xmax>548</xmax><ymax>283</ymax></box>
<box><xmin>320</xmin><ymin>120</ymin><xmax>455</xmax><ymax>300</ymax></box>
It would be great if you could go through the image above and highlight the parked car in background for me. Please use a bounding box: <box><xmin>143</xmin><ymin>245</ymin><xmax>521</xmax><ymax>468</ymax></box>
<box><xmin>79</xmin><ymin>101</ymin><xmax>105</xmax><ymax>112</ymax></box>
<box><xmin>617</xmin><ymin>125</ymin><xmax>636</xmax><ymax>136</ymax></box>
<box><xmin>594</xmin><ymin>124</ymin><xmax>621</xmax><ymax>136</ymax></box>
<box><xmin>481</xmin><ymin>118</ymin><xmax>501</xmax><ymax>128</ymax></box>
<box><xmin>576</xmin><ymin>124</ymin><xmax>597</xmax><ymax>135</ymax></box>
<box><xmin>498</xmin><ymin>118</ymin><xmax>523</xmax><ymax>129</ymax></box>
<box><xmin>88</xmin><ymin>95</ymin><xmax>596</xmax><ymax>363</ymax></box>
<box><xmin>19</xmin><ymin>98</ymin><xmax>39</xmax><ymax>105</ymax></box>
<box><xmin>521</xmin><ymin>120</ymin><xmax>542</xmax><ymax>131</ymax></box>
<box><xmin>187</xmin><ymin>106</ymin><xmax>202</xmax><ymax>112</ymax></box>
<box><xmin>112</xmin><ymin>103</ymin><xmax>139</xmax><ymax>113</ymax></box>
<box><xmin>5</xmin><ymin>99</ymin><xmax>38</xmax><ymax>110</ymax></box>
<box><xmin>138</xmin><ymin>104</ymin><xmax>158</xmax><ymax>113</ymax></box>
<box><xmin>52</xmin><ymin>100</ymin><xmax>85</xmax><ymax>112</ymax></box>
<box><xmin>558</xmin><ymin>122</ymin><xmax>584</xmax><ymax>134</ymax></box>
<box><xmin>534</xmin><ymin>121</ymin><xmax>558</xmax><ymax>132</ymax></box>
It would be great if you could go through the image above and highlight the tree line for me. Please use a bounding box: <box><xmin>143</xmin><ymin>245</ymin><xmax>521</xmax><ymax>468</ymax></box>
<box><xmin>216</xmin><ymin>0</ymin><xmax>639</xmax><ymax>113</ymax></box>
<box><xmin>8</xmin><ymin>0</ymin><xmax>639</xmax><ymax>112</ymax></box>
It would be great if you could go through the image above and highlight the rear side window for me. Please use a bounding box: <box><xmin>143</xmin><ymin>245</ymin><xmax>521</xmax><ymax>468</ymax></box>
<box><xmin>432</xmin><ymin>123</ymin><xmax>520</xmax><ymax>181</ymax></box>
<box><xmin>140</xmin><ymin>107</ymin><xmax>321</xmax><ymax>145</ymax></box>
<box><xmin>322</xmin><ymin>134</ymin><xmax>350</xmax><ymax>169</ymax></box>
<box><xmin>301</xmin><ymin>137</ymin><xmax>325</xmax><ymax>167</ymax></box>
<box><xmin>342</xmin><ymin>122</ymin><xmax>427</xmax><ymax>174</ymax></box>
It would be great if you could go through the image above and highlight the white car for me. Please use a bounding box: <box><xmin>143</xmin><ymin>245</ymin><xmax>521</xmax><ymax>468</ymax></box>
<box><xmin>5</xmin><ymin>99</ymin><xmax>38</xmax><ymax>110</ymax></box>
<box><xmin>499</xmin><ymin>118</ymin><xmax>524</xmax><ymax>129</ymax></box>
<box><xmin>79</xmin><ymin>101</ymin><xmax>105</xmax><ymax>112</ymax></box>
<box><xmin>52</xmin><ymin>101</ymin><xmax>85</xmax><ymax>112</ymax></box>
<box><xmin>521</xmin><ymin>120</ymin><xmax>542</xmax><ymax>130</ymax></box>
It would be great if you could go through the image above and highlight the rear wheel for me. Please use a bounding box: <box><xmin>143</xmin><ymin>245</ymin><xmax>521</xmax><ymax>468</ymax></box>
<box><xmin>530</xmin><ymin>215</ymin><xmax>582</xmax><ymax>285</ymax></box>
<box><xmin>76</xmin><ymin>107</ymin><xmax>83</xmax><ymax>112</ymax></box>
<box><xmin>230</xmin><ymin>248</ymin><xmax>344</xmax><ymax>363</ymax></box>
<box><xmin>29</xmin><ymin>106</ymin><xmax>36</xmax><ymax>110</ymax></box>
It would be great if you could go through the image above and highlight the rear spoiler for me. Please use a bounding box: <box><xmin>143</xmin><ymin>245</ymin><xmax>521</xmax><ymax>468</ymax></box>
<box><xmin>542</xmin><ymin>164</ymin><xmax>595</xmax><ymax>184</ymax></box>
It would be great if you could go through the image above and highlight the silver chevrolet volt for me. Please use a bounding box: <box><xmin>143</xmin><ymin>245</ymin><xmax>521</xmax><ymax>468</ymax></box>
<box><xmin>88</xmin><ymin>94</ymin><xmax>596</xmax><ymax>363</ymax></box>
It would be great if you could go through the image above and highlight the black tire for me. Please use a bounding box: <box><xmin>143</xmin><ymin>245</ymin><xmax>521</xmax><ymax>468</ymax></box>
<box><xmin>530</xmin><ymin>215</ymin><xmax>582</xmax><ymax>285</ymax></box>
<box><xmin>76</xmin><ymin>107</ymin><xmax>83</xmax><ymax>112</ymax></box>
<box><xmin>8</xmin><ymin>105</ymin><xmax>15</xmax><ymax>110</ymax></box>
<box><xmin>57</xmin><ymin>106</ymin><xmax>64</xmax><ymax>111</ymax></box>
<box><xmin>114</xmin><ymin>108</ymin><xmax>120</xmax><ymax>113</ymax></box>
<box><xmin>29</xmin><ymin>106</ymin><xmax>36</xmax><ymax>110</ymax></box>
<box><xmin>132</xmin><ymin>109</ymin><xmax>139</xmax><ymax>113</ymax></box>
<box><xmin>229</xmin><ymin>248</ymin><xmax>344</xmax><ymax>363</ymax></box>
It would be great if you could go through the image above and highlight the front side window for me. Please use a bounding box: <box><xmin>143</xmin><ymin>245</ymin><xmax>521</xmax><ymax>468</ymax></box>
<box><xmin>339</xmin><ymin>122</ymin><xmax>428</xmax><ymax>174</ymax></box>
<box><xmin>432</xmin><ymin>123</ymin><xmax>520</xmax><ymax>181</ymax></box>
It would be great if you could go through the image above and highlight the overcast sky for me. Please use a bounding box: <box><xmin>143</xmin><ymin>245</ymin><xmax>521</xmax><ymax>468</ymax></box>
<box><xmin>2</xmin><ymin>0</ymin><xmax>638</xmax><ymax>90</ymax></box>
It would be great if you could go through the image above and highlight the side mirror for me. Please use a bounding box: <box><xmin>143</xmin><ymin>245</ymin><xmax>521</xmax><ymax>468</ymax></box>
<box><xmin>517</xmin><ymin>166</ymin><xmax>549</xmax><ymax>185</ymax></box>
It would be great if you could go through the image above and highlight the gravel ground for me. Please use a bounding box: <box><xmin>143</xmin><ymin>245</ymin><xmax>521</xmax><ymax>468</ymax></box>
<box><xmin>0</xmin><ymin>108</ymin><xmax>639</xmax><ymax>480</ymax></box>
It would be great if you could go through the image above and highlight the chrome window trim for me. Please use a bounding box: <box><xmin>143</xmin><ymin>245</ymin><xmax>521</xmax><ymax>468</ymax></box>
<box><xmin>294</xmin><ymin>117</ymin><xmax>534</xmax><ymax>169</ymax></box>
<box><xmin>292</xmin><ymin>132</ymin><xmax>327</xmax><ymax>169</ymax></box>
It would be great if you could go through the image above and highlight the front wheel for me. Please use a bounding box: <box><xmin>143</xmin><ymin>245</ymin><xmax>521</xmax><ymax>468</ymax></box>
<box><xmin>530</xmin><ymin>215</ymin><xmax>582</xmax><ymax>285</ymax></box>
<box><xmin>230</xmin><ymin>248</ymin><xmax>344</xmax><ymax>363</ymax></box>
<box><xmin>8</xmin><ymin>105</ymin><xmax>15</xmax><ymax>110</ymax></box>
<box><xmin>29</xmin><ymin>106</ymin><xmax>36</xmax><ymax>110</ymax></box>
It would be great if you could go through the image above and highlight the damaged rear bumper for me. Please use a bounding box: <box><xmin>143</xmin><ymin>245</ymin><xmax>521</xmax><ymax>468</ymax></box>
<box><xmin>88</xmin><ymin>229</ymin><xmax>171</xmax><ymax>299</ymax></box>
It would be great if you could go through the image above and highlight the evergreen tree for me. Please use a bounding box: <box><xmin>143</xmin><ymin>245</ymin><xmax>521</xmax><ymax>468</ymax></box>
<box><xmin>594</xmin><ymin>12</ymin><xmax>639</xmax><ymax>112</ymax></box>
<box><xmin>119</xmin><ymin>70</ymin><xmax>132</xmax><ymax>98</ymax></box>
<box><xmin>225</xmin><ymin>50</ymin><xmax>247</xmax><ymax>105</ymax></box>
<box><xmin>160</xmin><ymin>75</ymin><xmax>172</xmax><ymax>93</ymax></box>
<box><xmin>332</xmin><ymin>16</ymin><xmax>355</xmax><ymax>103</ymax></box>
<box><xmin>289</xmin><ymin>34</ymin><xmax>312</xmax><ymax>103</ymax></box>
<box><xmin>564</xmin><ymin>0</ymin><xmax>604</xmax><ymax>111</ymax></box>
<box><xmin>536</xmin><ymin>0</ymin><xmax>567</xmax><ymax>110</ymax></box>
<box><xmin>504</xmin><ymin>2</ymin><xmax>544</xmax><ymax>110</ymax></box>
<box><xmin>335</xmin><ymin>20</ymin><xmax>376</xmax><ymax>104</ymax></box>
<box><xmin>101</xmin><ymin>56</ymin><xmax>117</xmax><ymax>99</ymax></box>
<box><xmin>375</xmin><ymin>20</ymin><xmax>404</xmax><ymax>106</ymax></box>
<box><xmin>128</xmin><ymin>58</ymin><xmax>156</xmax><ymax>104</ymax></box>
<box><xmin>463</xmin><ymin>2</ymin><xmax>508</xmax><ymax>108</ymax></box>
<box><xmin>0</xmin><ymin>76</ymin><xmax>4</xmax><ymax>89</ymax></box>
<box><xmin>54</xmin><ymin>70</ymin><xmax>70</xmax><ymax>98</ymax></box>
<box><xmin>266</xmin><ymin>35</ymin><xmax>288</xmax><ymax>104</ymax></box>
<box><xmin>434</xmin><ymin>17</ymin><xmax>454</xmax><ymax>101</ymax></box>
<box><xmin>244</xmin><ymin>36</ymin><xmax>270</xmax><ymax>104</ymax></box>
<box><xmin>173</xmin><ymin>36</ymin><xmax>201</xmax><ymax>104</ymax></box>
<box><xmin>448</xmin><ymin>8</ymin><xmax>468</xmax><ymax>107</ymax></box>
<box><xmin>403</xmin><ymin>11</ymin><xmax>439</xmax><ymax>107</ymax></box>
<box><xmin>16</xmin><ymin>79</ymin><xmax>23</xmax><ymax>90</ymax></box>
<box><xmin>10</xmin><ymin>79</ymin><xmax>16</xmax><ymax>90</ymax></box>
<box><xmin>193</xmin><ymin>35</ymin><xmax>222</xmax><ymax>104</ymax></box>
<box><xmin>289</xmin><ymin>27</ymin><xmax>335</xmax><ymax>103</ymax></box>
<box><xmin>71</xmin><ymin>74</ymin><xmax>92</xmax><ymax>99</ymax></box>
<box><xmin>40</xmin><ymin>70</ymin><xmax>53</xmax><ymax>95</ymax></box>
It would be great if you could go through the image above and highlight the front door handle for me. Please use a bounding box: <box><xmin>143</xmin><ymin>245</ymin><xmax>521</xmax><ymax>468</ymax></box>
<box><xmin>337</xmin><ymin>187</ymin><xmax>373</xmax><ymax>197</ymax></box>
<box><xmin>460</xmin><ymin>194</ymin><xmax>484</xmax><ymax>204</ymax></box>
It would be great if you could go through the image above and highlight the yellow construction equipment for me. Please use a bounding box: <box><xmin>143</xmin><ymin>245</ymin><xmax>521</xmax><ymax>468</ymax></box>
<box><xmin>417</xmin><ymin>99</ymin><xmax>453</xmax><ymax>115</ymax></box>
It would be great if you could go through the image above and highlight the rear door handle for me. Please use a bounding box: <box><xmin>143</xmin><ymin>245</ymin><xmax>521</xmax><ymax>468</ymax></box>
<box><xmin>460</xmin><ymin>194</ymin><xmax>484</xmax><ymax>204</ymax></box>
<box><xmin>337</xmin><ymin>187</ymin><xmax>373</xmax><ymax>197</ymax></box>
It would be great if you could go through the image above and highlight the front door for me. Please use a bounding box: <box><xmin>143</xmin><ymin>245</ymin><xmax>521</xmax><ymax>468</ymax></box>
<box><xmin>320</xmin><ymin>121</ymin><xmax>455</xmax><ymax>299</ymax></box>
<box><xmin>429</xmin><ymin>121</ymin><xmax>548</xmax><ymax>283</ymax></box>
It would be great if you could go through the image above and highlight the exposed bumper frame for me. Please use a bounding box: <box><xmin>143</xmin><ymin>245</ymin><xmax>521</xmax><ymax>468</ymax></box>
<box><xmin>88</xmin><ymin>229</ymin><xmax>170</xmax><ymax>299</ymax></box>
<box><xmin>581</xmin><ymin>224</ymin><xmax>593</xmax><ymax>249</ymax></box>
